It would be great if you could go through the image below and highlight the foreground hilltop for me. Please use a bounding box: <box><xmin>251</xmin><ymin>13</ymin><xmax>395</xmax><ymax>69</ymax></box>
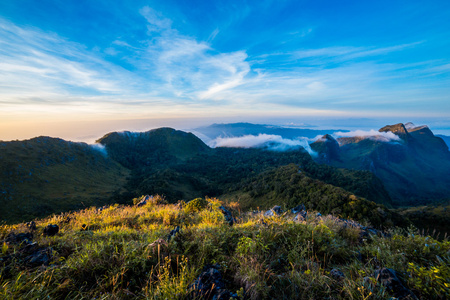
<box><xmin>0</xmin><ymin>197</ymin><xmax>448</xmax><ymax>299</ymax></box>
<box><xmin>312</xmin><ymin>122</ymin><xmax>450</xmax><ymax>205</ymax></box>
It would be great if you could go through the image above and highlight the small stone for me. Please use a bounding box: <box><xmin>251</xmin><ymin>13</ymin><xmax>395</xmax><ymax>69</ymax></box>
<box><xmin>264</xmin><ymin>205</ymin><xmax>282</xmax><ymax>217</ymax></box>
<box><xmin>373</xmin><ymin>268</ymin><xmax>417</xmax><ymax>299</ymax></box>
<box><xmin>291</xmin><ymin>204</ymin><xmax>306</xmax><ymax>214</ymax></box>
<box><xmin>167</xmin><ymin>226</ymin><xmax>181</xmax><ymax>242</ymax></box>
<box><xmin>25</xmin><ymin>247</ymin><xmax>52</xmax><ymax>267</ymax></box>
<box><xmin>26</xmin><ymin>221</ymin><xmax>37</xmax><ymax>231</ymax></box>
<box><xmin>6</xmin><ymin>232</ymin><xmax>33</xmax><ymax>244</ymax></box>
<box><xmin>43</xmin><ymin>224</ymin><xmax>59</xmax><ymax>237</ymax></box>
<box><xmin>188</xmin><ymin>264</ymin><xmax>238</xmax><ymax>299</ymax></box>
<box><xmin>218</xmin><ymin>206</ymin><xmax>235</xmax><ymax>226</ymax></box>
<box><xmin>330</xmin><ymin>268</ymin><xmax>345</xmax><ymax>281</ymax></box>
<box><xmin>136</xmin><ymin>195</ymin><xmax>152</xmax><ymax>207</ymax></box>
<box><xmin>272</xmin><ymin>205</ymin><xmax>282</xmax><ymax>214</ymax></box>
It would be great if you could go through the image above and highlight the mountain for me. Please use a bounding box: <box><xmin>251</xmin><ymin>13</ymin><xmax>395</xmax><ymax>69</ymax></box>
<box><xmin>98</xmin><ymin>128</ymin><xmax>393</xmax><ymax>208</ymax></box>
<box><xmin>0</xmin><ymin>127</ymin><xmax>395</xmax><ymax>224</ymax></box>
<box><xmin>311</xmin><ymin>122</ymin><xmax>450</xmax><ymax>205</ymax></box>
<box><xmin>0</xmin><ymin>137</ymin><xmax>130</xmax><ymax>223</ymax></box>
<box><xmin>436</xmin><ymin>134</ymin><xmax>450</xmax><ymax>150</ymax></box>
<box><xmin>97</xmin><ymin>128</ymin><xmax>210</xmax><ymax>169</ymax></box>
<box><xmin>193</xmin><ymin>122</ymin><xmax>346</xmax><ymax>140</ymax></box>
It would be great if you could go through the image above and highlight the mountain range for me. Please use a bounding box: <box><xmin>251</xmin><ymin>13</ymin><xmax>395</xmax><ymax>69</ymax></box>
<box><xmin>1</xmin><ymin>122</ymin><xmax>449</xmax><ymax>231</ymax></box>
<box><xmin>311</xmin><ymin>122</ymin><xmax>450</xmax><ymax>205</ymax></box>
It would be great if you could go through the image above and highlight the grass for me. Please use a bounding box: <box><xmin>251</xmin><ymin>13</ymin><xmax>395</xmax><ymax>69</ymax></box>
<box><xmin>1</xmin><ymin>196</ymin><xmax>449</xmax><ymax>299</ymax></box>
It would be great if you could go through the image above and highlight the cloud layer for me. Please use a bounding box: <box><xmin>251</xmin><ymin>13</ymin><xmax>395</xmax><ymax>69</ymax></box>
<box><xmin>208</xmin><ymin>134</ymin><xmax>316</xmax><ymax>155</ymax></box>
<box><xmin>332</xmin><ymin>130</ymin><xmax>401</xmax><ymax>142</ymax></box>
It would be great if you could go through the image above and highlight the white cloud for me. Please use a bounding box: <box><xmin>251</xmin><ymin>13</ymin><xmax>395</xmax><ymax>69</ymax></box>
<box><xmin>333</xmin><ymin>130</ymin><xmax>401</xmax><ymax>142</ymax></box>
<box><xmin>208</xmin><ymin>134</ymin><xmax>316</xmax><ymax>155</ymax></box>
<box><xmin>140</xmin><ymin>6</ymin><xmax>172</xmax><ymax>32</ymax></box>
<box><xmin>89</xmin><ymin>143</ymin><xmax>108</xmax><ymax>156</ymax></box>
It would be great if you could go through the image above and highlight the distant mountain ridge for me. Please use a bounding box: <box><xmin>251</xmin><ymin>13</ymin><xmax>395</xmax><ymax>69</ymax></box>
<box><xmin>436</xmin><ymin>134</ymin><xmax>450</xmax><ymax>150</ymax></box>
<box><xmin>2</xmin><ymin>122</ymin><xmax>447</xmax><ymax>224</ymax></box>
<box><xmin>312</xmin><ymin>122</ymin><xmax>450</xmax><ymax>205</ymax></box>
<box><xmin>194</xmin><ymin>122</ymin><xmax>346</xmax><ymax>140</ymax></box>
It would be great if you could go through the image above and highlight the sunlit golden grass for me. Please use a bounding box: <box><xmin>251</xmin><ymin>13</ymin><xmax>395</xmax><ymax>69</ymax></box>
<box><xmin>1</xmin><ymin>196</ymin><xmax>449</xmax><ymax>299</ymax></box>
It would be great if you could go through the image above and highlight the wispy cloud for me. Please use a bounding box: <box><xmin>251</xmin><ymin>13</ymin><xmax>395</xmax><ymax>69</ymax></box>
<box><xmin>332</xmin><ymin>130</ymin><xmax>401</xmax><ymax>142</ymax></box>
<box><xmin>209</xmin><ymin>133</ymin><xmax>316</xmax><ymax>154</ymax></box>
<box><xmin>292</xmin><ymin>42</ymin><xmax>424</xmax><ymax>62</ymax></box>
<box><xmin>0</xmin><ymin>19</ymin><xmax>139</xmax><ymax>102</ymax></box>
<box><xmin>135</xmin><ymin>7</ymin><xmax>251</xmax><ymax>100</ymax></box>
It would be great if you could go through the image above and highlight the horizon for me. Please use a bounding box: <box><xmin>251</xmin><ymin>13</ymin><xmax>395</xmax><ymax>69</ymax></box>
<box><xmin>1</xmin><ymin>1</ymin><xmax>450</xmax><ymax>141</ymax></box>
<box><xmin>2</xmin><ymin>118</ymin><xmax>450</xmax><ymax>145</ymax></box>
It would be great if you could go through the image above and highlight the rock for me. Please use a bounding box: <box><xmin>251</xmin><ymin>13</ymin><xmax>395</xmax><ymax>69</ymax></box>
<box><xmin>373</xmin><ymin>268</ymin><xmax>417</xmax><ymax>299</ymax></box>
<box><xmin>136</xmin><ymin>195</ymin><xmax>152</xmax><ymax>207</ymax></box>
<box><xmin>167</xmin><ymin>226</ymin><xmax>181</xmax><ymax>242</ymax></box>
<box><xmin>26</xmin><ymin>221</ymin><xmax>37</xmax><ymax>231</ymax></box>
<box><xmin>188</xmin><ymin>264</ymin><xmax>239</xmax><ymax>299</ymax></box>
<box><xmin>25</xmin><ymin>247</ymin><xmax>52</xmax><ymax>267</ymax></box>
<box><xmin>219</xmin><ymin>206</ymin><xmax>235</xmax><ymax>226</ymax></box>
<box><xmin>272</xmin><ymin>205</ymin><xmax>282</xmax><ymax>214</ymax></box>
<box><xmin>43</xmin><ymin>224</ymin><xmax>59</xmax><ymax>237</ymax></box>
<box><xmin>264</xmin><ymin>210</ymin><xmax>275</xmax><ymax>217</ymax></box>
<box><xmin>5</xmin><ymin>232</ymin><xmax>33</xmax><ymax>245</ymax></box>
<box><xmin>291</xmin><ymin>204</ymin><xmax>306</xmax><ymax>214</ymax></box>
<box><xmin>264</xmin><ymin>205</ymin><xmax>282</xmax><ymax>217</ymax></box>
<box><xmin>358</xmin><ymin>230</ymin><xmax>370</xmax><ymax>243</ymax></box>
<box><xmin>97</xmin><ymin>206</ymin><xmax>109</xmax><ymax>212</ymax></box>
<box><xmin>330</xmin><ymin>268</ymin><xmax>345</xmax><ymax>281</ymax></box>
<box><xmin>293</xmin><ymin>210</ymin><xmax>307</xmax><ymax>222</ymax></box>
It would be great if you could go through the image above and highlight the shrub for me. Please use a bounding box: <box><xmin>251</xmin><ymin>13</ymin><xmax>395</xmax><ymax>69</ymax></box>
<box><xmin>184</xmin><ymin>198</ymin><xmax>209</xmax><ymax>213</ymax></box>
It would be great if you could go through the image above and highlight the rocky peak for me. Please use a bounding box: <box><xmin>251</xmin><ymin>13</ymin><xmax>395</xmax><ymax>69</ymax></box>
<box><xmin>378</xmin><ymin>123</ymin><xmax>411</xmax><ymax>141</ymax></box>
<box><xmin>405</xmin><ymin>123</ymin><xmax>434</xmax><ymax>138</ymax></box>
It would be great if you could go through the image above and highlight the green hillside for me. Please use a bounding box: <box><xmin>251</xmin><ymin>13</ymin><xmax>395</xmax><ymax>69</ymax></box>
<box><xmin>99</xmin><ymin>129</ymin><xmax>392</xmax><ymax>207</ymax></box>
<box><xmin>96</xmin><ymin>128</ymin><xmax>210</xmax><ymax>169</ymax></box>
<box><xmin>221</xmin><ymin>164</ymin><xmax>403</xmax><ymax>228</ymax></box>
<box><xmin>0</xmin><ymin>137</ymin><xmax>130</xmax><ymax>223</ymax></box>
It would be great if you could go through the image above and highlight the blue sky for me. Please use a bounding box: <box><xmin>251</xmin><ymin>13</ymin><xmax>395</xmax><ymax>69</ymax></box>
<box><xmin>1</xmin><ymin>0</ymin><xmax>450</xmax><ymax>140</ymax></box>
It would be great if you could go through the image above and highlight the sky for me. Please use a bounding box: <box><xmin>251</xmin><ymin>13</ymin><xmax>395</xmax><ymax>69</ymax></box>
<box><xmin>1</xmin><ymin>0</ymin><xmax>450</xmax><ymax>141</ymax></box>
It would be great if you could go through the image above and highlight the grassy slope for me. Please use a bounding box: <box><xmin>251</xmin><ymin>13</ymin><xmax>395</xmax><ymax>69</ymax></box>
<box><xmin>396</xmin><ymin>201</ymin><xmax>450</xmax><ymax>240</ymax></box>
<box><xmin>0</xmin><ymin>137</ymin><xmax>130</xmax><ymax>223</ymax></box>
<box><xmin>0</xmin><ymin>198</ymin><xmax>448</xmax><ymax>299</ymax></box>
<box><xmin>220</xmin><ymin>164</ymin><xmax>403</xmax><ymax>228</ymax></box>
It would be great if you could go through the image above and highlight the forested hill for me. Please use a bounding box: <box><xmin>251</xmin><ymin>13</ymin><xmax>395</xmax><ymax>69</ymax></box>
<box><xmin>97</xmin><ymin>128</ymin><xmax>393</xmax><ymax>208</ymax></box>
<box><xmin>0</xmin><ymin>137</ymin><xmax>129</xmax><ymax>223</ymax></box>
